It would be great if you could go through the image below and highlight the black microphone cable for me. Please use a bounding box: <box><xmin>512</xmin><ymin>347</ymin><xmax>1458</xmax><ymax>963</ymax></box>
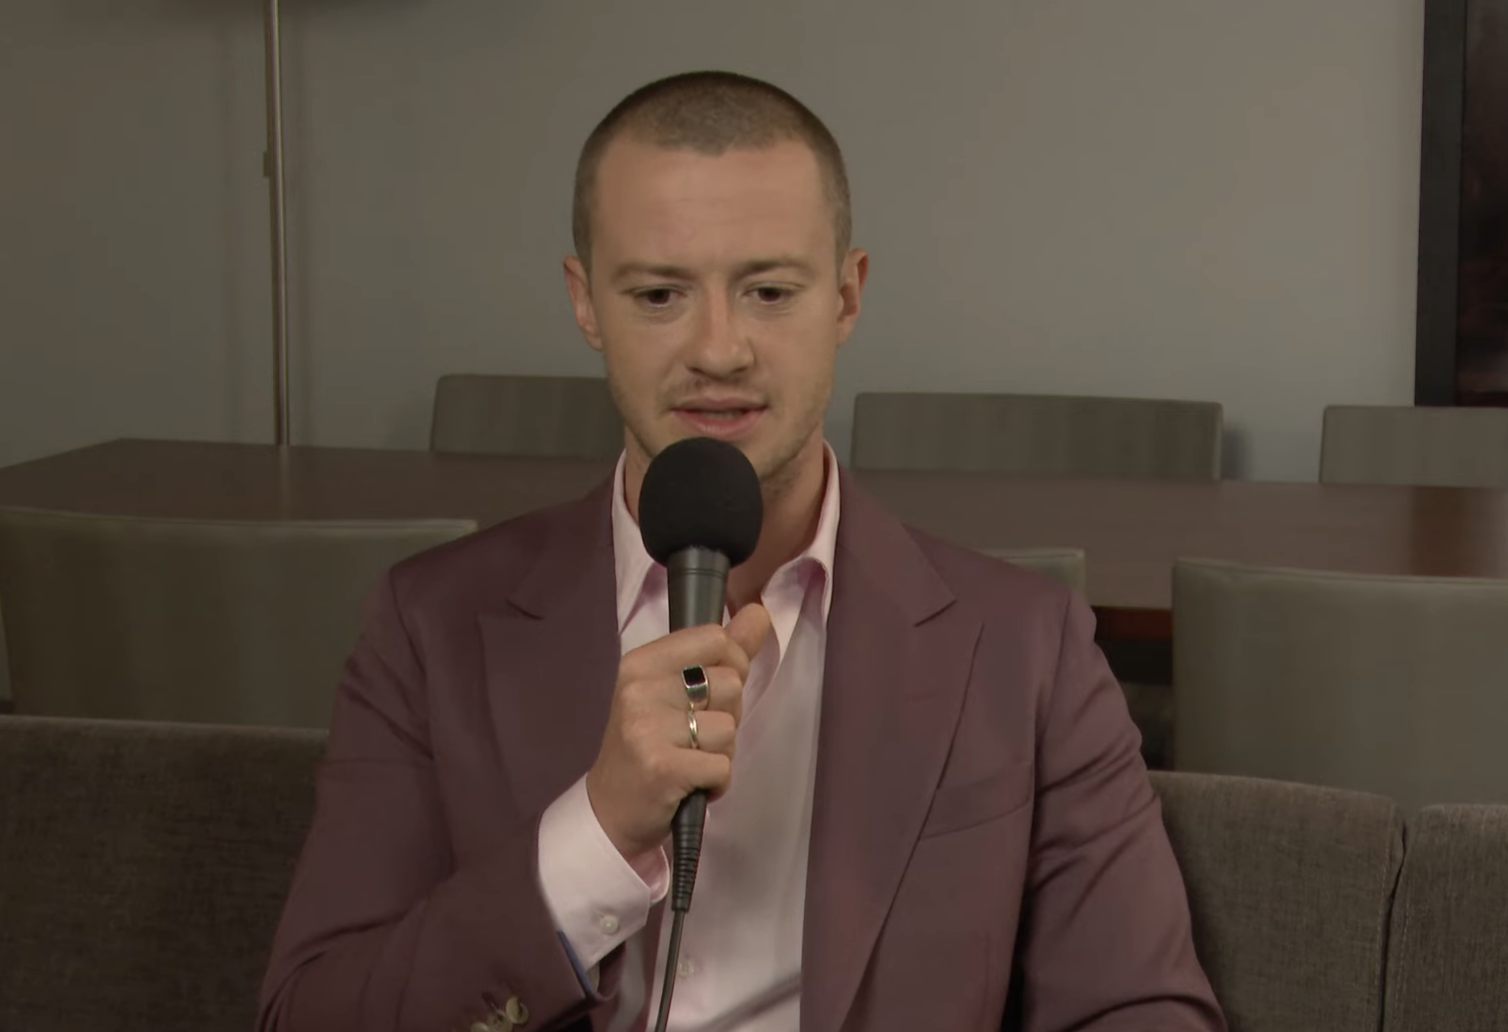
<box><xmin>651</xmin><ymin>792</ymin><xmax>708</xmax><ymax>1032</ymax></box>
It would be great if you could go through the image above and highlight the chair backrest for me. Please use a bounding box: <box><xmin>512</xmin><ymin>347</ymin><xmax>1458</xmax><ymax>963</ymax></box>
<box><xmin>1383</xmin><ymin>804</ymin><xmax>1508</xmax><ymax>1032</ymax></box>
<box><xmin>430</xmin><ymin>373</ymin><xmax>623</xmax><ymax>458</ymax></box>
<box><xmin>1319</xmin><ymin>404</ymin><xmax>1508</xmax><ymax>487</ymax></box>
<box><xmin>1151</xmin><ymin>771</ymin><xmax>1402</xmax><ymax>1032</ymax></box>
<box><xmin>0</xmin><ymin>508</ymin><xmax>475</xmax><ymax>727</ymax></box>
<box><xmin>0</xmin><ymin>715</ymin><xmax>324</xmax><ymax>1032</ymax></box>
<box><xmin>850</xmin><ymin>391</ymin><xmax>1223</xmax><ymax>480</ymax></box>
<box><xmin>977</xmin><ymin>546</ymin><xmax>1086</xmax><ymax>592</ymax></box>
<box><xmin>1173</xmin><ymin>558</ymin><xmax>1508</xmax><ymax>811</ymax></box>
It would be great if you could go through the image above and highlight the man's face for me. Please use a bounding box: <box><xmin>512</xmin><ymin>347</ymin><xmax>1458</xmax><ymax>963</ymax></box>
<box><xmin>565</xmin><ymin>138</ymin><xmax>866</xmax><ymax>497</ymax></box>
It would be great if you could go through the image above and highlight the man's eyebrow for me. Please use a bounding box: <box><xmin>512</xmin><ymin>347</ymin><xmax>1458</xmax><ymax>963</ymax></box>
<box><xmin>731</xmin><ymin>257</ymin><xmax>818</xmax><ymax>280</ymax></box>
<box><xmin>609</xmin><ymin>257</ymin><xmax>818</xmax><ymax>286</ymax></box>
<box><xmin>610</xmin><ymin>262</ymin><xmax>695</xmax><ymax>285</ymax></box>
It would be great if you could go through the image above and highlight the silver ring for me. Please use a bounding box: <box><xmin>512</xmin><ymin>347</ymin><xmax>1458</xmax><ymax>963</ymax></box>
<box><xmin>686</xmin><ymin>707</ymin><xmax>701</xmax><ymax>750</ymax></box>
<box><xmin>682</xmin><ymin>665</ymin><xmax>711</xmax><ymax>711</ymax></box>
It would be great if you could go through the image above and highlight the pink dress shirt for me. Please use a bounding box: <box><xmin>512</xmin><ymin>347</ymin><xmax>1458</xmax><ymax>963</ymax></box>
<box><xmin>537</xmin><ymin>446</ymin><xmax>841</xmax><ymax>1032</ymax></box>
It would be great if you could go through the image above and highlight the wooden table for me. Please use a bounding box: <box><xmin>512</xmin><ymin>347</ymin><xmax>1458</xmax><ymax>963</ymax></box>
<box><xmin>5</xmin><ymin>438</ymin><xmax>1508</xmax><ymax>643</ymax></box>
<box><xmin>0</xmin><ymin>439</ymin><xmax>617</xmax><ymax>525</ymax></box>
<box><xmin>855</xmin><ymin>469</ymin><xmax>1508</xmax><ymax>639</ymax></box>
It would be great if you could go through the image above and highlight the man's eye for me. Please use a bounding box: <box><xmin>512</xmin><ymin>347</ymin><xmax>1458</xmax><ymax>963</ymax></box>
<box><xmin>753</xmin><ymin>286</ymin><xmax>792</xmax><ymax>304</ymax></box>
<box><xmin>636</xmin><ymin>288</ymin><xmax>676</xmax><ymax>307</ymax></box>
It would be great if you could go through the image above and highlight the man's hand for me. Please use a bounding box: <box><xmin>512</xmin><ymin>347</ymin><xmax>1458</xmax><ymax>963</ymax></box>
<box><xmin>585</xmin><ymin>603</ymin><xmax>774</xmax><ymax>861</ymax></box>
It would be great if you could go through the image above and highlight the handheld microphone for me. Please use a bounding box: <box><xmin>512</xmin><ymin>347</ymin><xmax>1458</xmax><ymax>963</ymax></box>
<box><xmin>638</xmin><ymin>436</ymin><xmax>763</xmax><ymax>1032</ymax></box>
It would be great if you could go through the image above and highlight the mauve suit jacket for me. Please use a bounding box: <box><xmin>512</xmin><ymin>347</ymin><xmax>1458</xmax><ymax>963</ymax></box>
<box><xmin>258</xmin><ymin>469</ymin><xmax>1225</xmax><ymax>1032</ymax></box>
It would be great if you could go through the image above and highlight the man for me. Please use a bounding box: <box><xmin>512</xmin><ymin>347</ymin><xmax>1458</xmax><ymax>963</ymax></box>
<box><xmin>259</xmin><ymin>71</ymin><xmax>1225</xmax><ymax>1032</ymax></box>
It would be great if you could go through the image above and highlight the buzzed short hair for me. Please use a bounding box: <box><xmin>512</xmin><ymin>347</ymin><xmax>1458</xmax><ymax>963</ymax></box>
<box><xmin>572</xmin><ymin>70</ymin><xmax>852</xmax><ymax>274</ymax></box>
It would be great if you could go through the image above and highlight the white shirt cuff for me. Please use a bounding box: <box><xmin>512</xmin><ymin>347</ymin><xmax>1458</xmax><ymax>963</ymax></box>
<box><xmin>537</xmin><ymin>775</ymin><xmax>669</xmax><ymax>969</ymax></box>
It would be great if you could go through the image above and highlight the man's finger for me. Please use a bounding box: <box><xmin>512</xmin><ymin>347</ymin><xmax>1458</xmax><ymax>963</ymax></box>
<box><xmin>726</xmin><ymin>602</ymin><xmax>774</xmax><ymax>664</ymax></box>
<box><xmin>625</xmin><ymin>623</ymin><xmax>752</xmax><ymax>682</ymax></box>
<box><xmin>676</xmin><ymin>708</ymin><xmax>736</xmax><ymax>757</ymax></box>
<box><xmin>680</xmin><ymin>666</ymin><xmax>743</xmax><ymax>722</ymax></box>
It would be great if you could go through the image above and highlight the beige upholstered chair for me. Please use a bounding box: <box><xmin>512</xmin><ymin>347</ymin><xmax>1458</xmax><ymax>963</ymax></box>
<box><xmin>978</xmin><ymin>546</ymin><xmax>1086</xmax><ymax>592</ymax></box>
<box><xmin>430</xmin><ymin>373</ymin><xmax>623</xmax><ymax>459</ymax></box>
<box><xmin>0</xmin><ymin>508</ymin><xmax>475</xmax><ymax>727</ymax></box>
<box><xmin>1319</xmin><ymin>404</ymin><xmax>1508</xmax><ymax>487</ymax></box>
<box><xmin>850</xmin><ymin>392</ymin><xmax>1223</xmax><ymax>480</ymax></box>
<box><xmin>1173</xmin><ymin>558</ymin><xmax>1508</xmax><ymax>810</ymax></box>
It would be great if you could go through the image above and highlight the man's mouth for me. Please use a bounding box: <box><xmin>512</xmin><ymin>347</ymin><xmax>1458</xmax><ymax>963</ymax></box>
<box><xmin>673</xmin><ymin>404</ymin><xmax>766</xmax><ymax>438</ymax></box>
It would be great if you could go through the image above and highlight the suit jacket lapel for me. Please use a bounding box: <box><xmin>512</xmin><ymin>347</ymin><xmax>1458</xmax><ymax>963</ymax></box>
<box><xmin>480</xmin><ymin>481</ymin><xmax>623</xmax><ymax>819</ymax></box>
<box><xmin>801</xmin><ymin>471</ymin><xmax>983</xmax><ymax>1032</ymax></box>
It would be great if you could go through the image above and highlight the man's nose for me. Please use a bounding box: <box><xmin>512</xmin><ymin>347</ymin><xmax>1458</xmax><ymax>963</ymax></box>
<box><xmin>685</xmin><ymin>293</ymin><xmax>753</xmax><ymax>378</ymax></box>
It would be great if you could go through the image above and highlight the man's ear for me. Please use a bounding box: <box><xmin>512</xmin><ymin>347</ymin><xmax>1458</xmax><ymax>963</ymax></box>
<box><xmin>836</xmin><ymin>248</ymin><xmax>868</xmax><ymax>346</ymax></box>
<box><xmin>564</xmin><ymin>255</ymin><xmax>603</xmax><ymax>352</ymax></box>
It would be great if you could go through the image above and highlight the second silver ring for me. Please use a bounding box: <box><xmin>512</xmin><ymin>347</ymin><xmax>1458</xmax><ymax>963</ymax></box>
<box><xmin>686</xmin><ymin>707</ymin><xmax>701</xmax><ymax>750</ymax></box>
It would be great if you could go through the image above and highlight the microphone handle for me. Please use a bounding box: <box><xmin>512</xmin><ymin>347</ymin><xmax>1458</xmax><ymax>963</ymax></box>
<box><xmin>669</xmin><ymin>792</ymin><xmax>708</xmax><ymax>912</ymax></box>
<box><xmin>665</xmin><ymin>545</ymin><xmax>730</xmax><ymax>915</ymax></box>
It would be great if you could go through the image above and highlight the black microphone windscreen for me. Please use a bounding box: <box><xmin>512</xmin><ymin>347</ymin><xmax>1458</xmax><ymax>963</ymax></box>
<box><xmin>639</xmin><ymin>437</ymin><xmax>763</xmax><ymax>567</ymax></box>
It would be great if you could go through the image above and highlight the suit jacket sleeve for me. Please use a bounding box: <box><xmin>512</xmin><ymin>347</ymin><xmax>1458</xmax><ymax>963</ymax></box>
<box><xmin>1015</xmin><ymin>592</ymin><xmax>1226</xmax><ymax>1032</ymax></box>
<box><xmin>257</xmin><ymin>569</ymin><xmax>621</xmax><ymax>1032</ymax></box>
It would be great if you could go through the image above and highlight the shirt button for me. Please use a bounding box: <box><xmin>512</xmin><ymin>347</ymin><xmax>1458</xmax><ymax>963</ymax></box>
<box><xmin>677</xmin><ymin>957</ymin><xmax>697</xmax><ymax>978</ymax></box>
<box><xmin>597</xmin><ymin>913</ymin><xmax>620</xmax><ymax>934</ymax></box>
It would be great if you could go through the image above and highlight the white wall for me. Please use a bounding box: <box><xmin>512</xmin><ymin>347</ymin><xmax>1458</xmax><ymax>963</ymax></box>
<box><xmin>1</xmin><ymin>0</ymin><xmax>1424</xmax><ymax>480</ymax></box>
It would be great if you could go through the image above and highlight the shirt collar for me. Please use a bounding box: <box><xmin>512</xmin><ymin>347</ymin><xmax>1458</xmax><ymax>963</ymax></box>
<box><xmin>610</xmin><ymin>444</ymin><xmax>842</xmax><ymax>633</ymax></box>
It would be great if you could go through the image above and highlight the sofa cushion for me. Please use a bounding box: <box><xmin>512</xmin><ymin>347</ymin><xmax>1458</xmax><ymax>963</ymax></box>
<box><xmin>0</xmin><ymin>715</ymin><xmax>323</xmax><ymax>1032</ymax></box>
<box><xmin>1152</xmin><ymin>771</ymin><xmax>1403</xmax><ymax>1032</ymax></box>
<box><xmin>1383</xmin><ymin>805</ymin><xmax>1508</xmax><ymax>1032</ymax></box>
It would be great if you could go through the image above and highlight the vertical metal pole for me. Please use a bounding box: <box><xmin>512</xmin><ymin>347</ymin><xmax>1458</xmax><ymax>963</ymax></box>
<box><xmin>264</xmin><ymin>0</ymin><xmax>292</xmax><ymax>447</ymax></box>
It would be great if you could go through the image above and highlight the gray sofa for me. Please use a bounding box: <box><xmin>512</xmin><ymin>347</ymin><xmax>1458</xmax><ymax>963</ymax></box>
<box><xmin>2</xmin><ymin>715</ymin><xmax>1505</xmax><ymax>1032</ymax></box>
